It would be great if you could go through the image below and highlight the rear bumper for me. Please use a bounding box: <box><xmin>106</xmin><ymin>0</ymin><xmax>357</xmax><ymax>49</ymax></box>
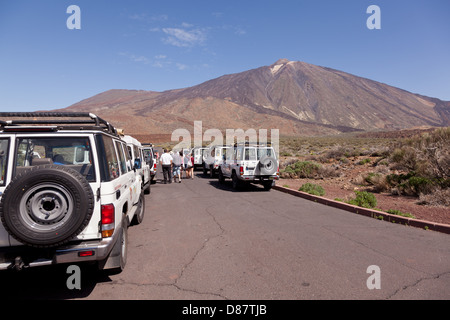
<box><xmin>238</xmin><ymin>175</ymin><xmax>279</xmax><ymax>182</ymax></box>
<box><xmin>0</xmin><ymin>235</ymin><xmax>117</xmax><ymax>271</ymax></box>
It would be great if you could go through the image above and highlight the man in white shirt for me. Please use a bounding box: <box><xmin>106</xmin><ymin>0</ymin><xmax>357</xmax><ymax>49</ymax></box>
<box><xmin>160</xmin><ymin>149</ymin><xmax>173</xmax><ymax>184</ymax></box>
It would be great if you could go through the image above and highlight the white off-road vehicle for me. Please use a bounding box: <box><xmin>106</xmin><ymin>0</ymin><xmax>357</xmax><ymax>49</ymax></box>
<box><xmin>123</xmin><ymin>135</ymin><xmax>151</xmax><ymax>194</ymax></box>
<box><xmin>192</xmin><ymin>147</ymin><xmax>207</xmax><ymax>170</ymax></box>
<box><xmin>203</xmin><ymin>145</ymin><xmax>231</xmax><ymax>178</ymax></box>
<box><xmin>219</xmin><ymin>143</ymin><xmax>279</xmax><ymax>190</ymax></box>
<box><xmin>142</xmin><ymin>143</ymin><xmax>157</xmax><ymax>184</ymax></box>
<box><xmin>0</xmin><ymin>112</ymin><xmax>145</xmax><ymax>273</ymax></box>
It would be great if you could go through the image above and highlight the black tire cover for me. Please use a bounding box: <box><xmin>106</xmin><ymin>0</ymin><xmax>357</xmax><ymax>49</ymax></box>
<box><xmin>0</xmin><ymin>165</ymin><xmax>95</xmax><ymax>248</ymax></box>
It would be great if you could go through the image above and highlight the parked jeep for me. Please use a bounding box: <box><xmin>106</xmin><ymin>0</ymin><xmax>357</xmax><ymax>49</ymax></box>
<box><xmin>219</xmin><ymin>143</ymin><xmax>279</xmax><ymax>190</ymax></box>
<box><xmin>203</xmin><ymin>145</ymin><xmax>231</xmax><ymax>178</ymax></box>
<box><xmin>142</xmin><ymin>143</ymin><xmax>157</xmax><ymax>184</ymax></box>
<box><xmin>192</xmin><ymin>147</ymin><xmax>207</xmax><ymax>170</ymax></box>
<box><xmin>0</xmin><ymin>112</ymin><xmax>145</xmax><ymax>273</ymax></box>
<box><xmin>123</xmin><ymin>135</ymin><xmax>151</xmax><ymax>194</ymax></box>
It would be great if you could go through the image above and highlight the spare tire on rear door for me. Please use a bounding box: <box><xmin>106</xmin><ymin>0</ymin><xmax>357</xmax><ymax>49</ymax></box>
<box><xmin>258</xmin><ymin>155</ymin><xmax>277</xmax><ymax>175</ymax></box>
<box><xmin>0</xmin><ymin>165</ymin><xmax>95</xmax><ymax>248</ymax></box>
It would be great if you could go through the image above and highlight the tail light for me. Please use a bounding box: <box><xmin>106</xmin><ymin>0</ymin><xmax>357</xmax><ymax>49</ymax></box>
<box><xmin>101</xmin><ymin>204</ymin><xmax>115</xmax><ymax>238</ymax></box>
<box><xmin>154</xmin><ymin>163</ymin><xmax>157</xmax><ymax>170</ymax></box>
<box><xmin>240</xmin><ymin>166</ymin><xmax>244</xmax><ymax>176</ymax></box>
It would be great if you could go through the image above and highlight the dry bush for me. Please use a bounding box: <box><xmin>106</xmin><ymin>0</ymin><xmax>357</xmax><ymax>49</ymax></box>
<box><xmin>369</xmin><ymin>174</ymin><xmax>390</xmax><ymax>192</ymax></box>
<box><xmin>391</xmin><ymin>127</ymin><xmax>450</xmax><ymax>179</ymax></box>
<box><xmin>418</xmin><ymin>188</ymin><xmax>450</xmax><ymax>207</ymax></box>
<box><xmin>352</xmin><ymin>174</ymin><xmax>367</xmax><ymax>186</ymax></box>
<box><xmin>317</xmin><ymin>165</ymin><xmax>341</xmax><ymax>178</ymax></box>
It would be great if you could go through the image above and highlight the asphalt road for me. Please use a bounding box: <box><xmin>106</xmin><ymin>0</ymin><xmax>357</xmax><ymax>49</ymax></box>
<box><xmin>1</xmin><ymin>167</ymin><xmax>449</xmax><ymax>301</ymax></box>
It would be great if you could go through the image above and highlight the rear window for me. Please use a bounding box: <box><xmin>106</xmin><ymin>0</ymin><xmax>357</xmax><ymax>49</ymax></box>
<box><xmin>244</xmin><ymin>148</ymin><xmax>257</xmax><ymax>161</ymax></box>
<box><xmin>257</xmin><ymin>148</ymin><xmax>276</xmax><ymax>160</ymax></box>
<box><xmin>14</xmin><ymin>137</ymin><xmax>95</xmax><ymax>182</ymax></box>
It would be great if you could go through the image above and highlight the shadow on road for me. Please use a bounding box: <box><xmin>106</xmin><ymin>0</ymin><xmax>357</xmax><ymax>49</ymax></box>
<box><xmin>207</xmin><ymin>177</ymin><xmax>268</xmax><ymax>193</ymax></box>
<box><xmin>0</xmin><ymin>264</ymin><xmax>112</xmax><ymax>300</ymax></box>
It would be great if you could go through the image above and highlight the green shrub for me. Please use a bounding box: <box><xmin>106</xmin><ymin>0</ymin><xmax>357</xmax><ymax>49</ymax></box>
<box><xmin>407</xmin><ymin>176</ymin><xmax>435</xmax><ymax>195</ymax></box>
<box><xmin>299</xmin><ymin>183</ymin><xmax>325</xmax><ymax>196</ymax></box>
<box><xmin>386</xmin><ymin>209</ymin><xmax>415</xmax><ymax>219</ymax></box>
<box><xmin>347</xmin><ymin>191</ymin><xmax>377</xmax><ymax>209</ymax></box>
<box><xmin>280</xmin><ymin>151</ymin><xmax>293</xmax><ymax>157</ymax></box>
<box><xmin>386</xmin><ymin>172</ymin><xmax>437</xmax><ymax>196</ymax></box>
<box><xmin>358</xmin><ymin>158</ymin><xmax>372</xmax><ymax>165</ymax></box>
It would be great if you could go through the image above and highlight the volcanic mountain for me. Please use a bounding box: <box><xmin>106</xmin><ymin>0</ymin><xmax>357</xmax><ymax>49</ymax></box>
<box><xmin>57</xmin><ymin>59</ymin><xmax>450</xmax><ymax>139</ymax></box>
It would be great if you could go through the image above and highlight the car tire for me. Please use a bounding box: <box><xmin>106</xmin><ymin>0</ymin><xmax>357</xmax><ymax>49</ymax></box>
<box><xmin>102</xmin><ymin>220</ymin><xmax>128</xmax><ymax>274</ymax></box>
<box><xmin>259</xmin><ymin>156</ymin><xmax>277</xmax><ymax>175</ymax></box>
<box><xmin>218</xmin><ymin>169</ymin><xmax>225</xmax><ymax>184</ymax></box>
<box><xmin>232</xmin><ymin>172</ymin><xmax>241</xmax><ymax>190</ymax></box>
<box><xmin>131</xmin><ymin>191</ymin><xmax>145</xmax><ymax>225</ymax></box>
<box><xmin>0</xmin><ymin>165</ymin><xmax>94</xmax><ymax>248</ymax></box>
<box><xmin>263</xmin><ymin>180</ymin><xmax>274</xmax><ymax>191</ymax></box>
<box><xmin>144</xmin><ymin>178</ymin><xmax>151</xmax><ymax>194</ymax></box>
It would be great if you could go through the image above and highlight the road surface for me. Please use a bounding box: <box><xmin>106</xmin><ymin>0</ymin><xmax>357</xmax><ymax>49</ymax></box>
<box><xmin>1</xmin><ymin>168</ymin><xmax>449</xmax><ymax>301</ymax></box>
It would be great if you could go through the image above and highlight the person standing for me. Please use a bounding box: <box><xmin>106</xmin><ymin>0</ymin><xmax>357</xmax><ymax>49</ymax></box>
<box><xmin>183</xmin><ymin>152</ymin><xmax>191</xmax><ymax>179</ymax></box>
<box><xmin>189</xmin><ymin>153</ymin><xmax>195</xmax><ymax>179</ymax></box>
<box><xmin>172</xmin><ymin>151</ymin><xmax>183</xmax><ymax>183</ymax></box>
<box><xmin>160</xmin><ymin>149</ymin><xmax>173</xmax><ymax>184</ymax></box>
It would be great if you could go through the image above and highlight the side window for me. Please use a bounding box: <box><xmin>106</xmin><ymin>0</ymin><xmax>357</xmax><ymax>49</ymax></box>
<box><xmin>236</xmin><ymin>148</ymin><xmax>243</xmax><ymax>161</ymax></box>
<box><xmin>226</xmin><ymin>148</ymin><xmax>233</xmax><ymax>161</ymax></box>
<box><xmin>103</xmin><ymin>136</ymin><xmax>120</xmax><ymax>180</ymax></box>
<box><xmin>133</xmin><ymin>145</ymin><xmax>140</xmax><ymax>160</ymax></box>
<box><xmin>0</xmin><ymin>138</ymin><xmax>10</xmax><ymax>186</ymax></box>
<box><xmin>123</xmin><ymin>142</ymin><xmax>132</xmax><ymax>171</ymax></box>
<box><xmin>114</xmin><ymin>141</ymin><xmax>128</xmax><ymax>174</ymax></box>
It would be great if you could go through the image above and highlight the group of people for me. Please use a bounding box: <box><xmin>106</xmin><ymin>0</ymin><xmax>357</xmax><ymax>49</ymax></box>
<box><xmin>159</xmin><ymin>149</ymin><xmax>195</xmax><ymax>184</ymax></box>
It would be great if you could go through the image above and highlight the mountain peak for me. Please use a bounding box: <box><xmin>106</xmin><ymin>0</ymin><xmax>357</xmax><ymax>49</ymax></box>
<box><xmin>61</xmin><ymin>59</ymin><xmax>448</xmax><ymax>136</ymax></box>
<box><xmin>273</xmin><ymin>58</ymin><xmax>291</xmax><ymax>65</ymax></box>
<box><xmin>270</xmin><ymin>59</ymin><xmax>293</xmax><ymax>75</ymax></box>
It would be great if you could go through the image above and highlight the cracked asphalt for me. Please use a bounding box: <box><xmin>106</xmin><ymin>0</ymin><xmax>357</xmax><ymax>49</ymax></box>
<box><xmin>1</xmin><ymin>169</ymin><xmax>449</xmax><ymax>300</ymax></box>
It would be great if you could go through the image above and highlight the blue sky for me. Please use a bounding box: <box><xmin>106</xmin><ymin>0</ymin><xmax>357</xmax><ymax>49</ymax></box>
<box><xmin>1</xmin><ymin>0</ymin><xmax>449</xmax><ymax>111</ymax></box>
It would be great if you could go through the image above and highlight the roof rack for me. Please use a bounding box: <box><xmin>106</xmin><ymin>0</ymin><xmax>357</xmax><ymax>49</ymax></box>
<box><xmin>0</xmin><ymin>112</ymin><xmax>119</xmax><ymax>136</ymax></box>
<box><xmin>234</xmin><ymin>142</ymin><xmax>272</xmax><ymax>147</ymax></box>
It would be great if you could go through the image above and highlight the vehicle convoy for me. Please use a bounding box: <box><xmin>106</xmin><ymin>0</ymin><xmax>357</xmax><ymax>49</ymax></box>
<box><xmin>218</xmin><ymin>143</ymin><xmax>279</xmax><ymax>191</ymax></box>
<box><xmin>0</xmin><ymin>112</ymin><xmax>145</xmax><ymax>273</ymax></box>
